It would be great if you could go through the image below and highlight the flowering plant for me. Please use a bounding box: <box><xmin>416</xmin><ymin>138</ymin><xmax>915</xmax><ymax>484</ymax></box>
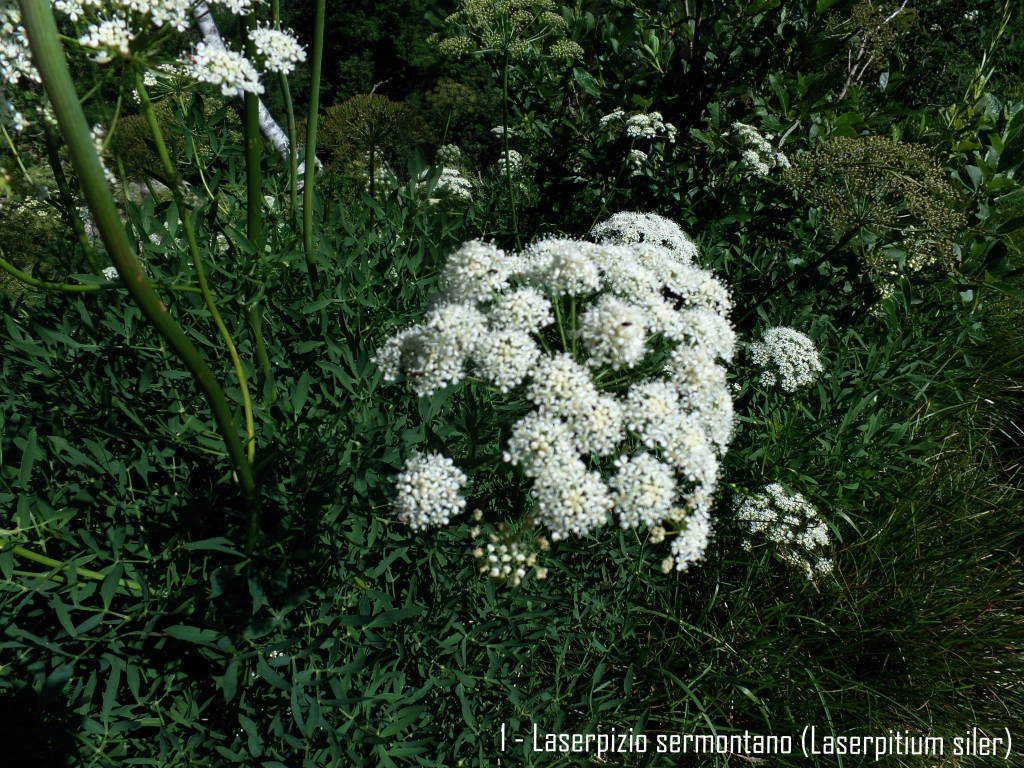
<box><xmin>376</xmin><ymin>212</ymin><xmax>738</xmax><ymax>576</ymax></box>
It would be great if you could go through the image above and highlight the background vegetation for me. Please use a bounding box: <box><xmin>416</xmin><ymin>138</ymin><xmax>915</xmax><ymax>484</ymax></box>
<box><xmin>1</xmin><ymin>0</ymin><xmax>1022</xmax><ymax>765</ymax></box>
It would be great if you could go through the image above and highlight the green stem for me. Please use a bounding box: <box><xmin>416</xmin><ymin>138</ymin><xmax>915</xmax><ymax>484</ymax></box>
<box><xmin>570</xmin><ymin>294</ymin><xmax>577</xmax><ymax>357</ymax></box>
<box><xmin>1</xmin><ymin>123</ymin><xmax>35</xmax><ymax>185</ymax></box>
<box><xmin>42</xmin><ymin>122</ymin><xmax>100</xmax><ymax>273</ymax></box>
<box><xmin>281</xmin><ymin>74</ymin><xmax>298</xmax><ymax>216</ymax></box>
<box><xmin>302</xmin><ymin>0</ymin><xmax>326</xmax><ymax>320</ymax></box>
<box><xmin>272</xmin><ymin>0</ymin><xmax>298</xmax><ymax>217</ymax></box>
<box><xmin>588</xmin><ymin>137</ymin><xmax>636</xmax><ymax>232</ymax></box>
<box><xmin>0</xmin><ymin>252</ymin><xmax>102</xmax><ymax>291</ymax></box>
<box><xmin>8</xmin><ymin>545</ymin><xmax>142</xmax><ymax>594</ymax></box>
<box><xmin>501</xmin><ymin>55</ymin><xmax>521</xmax><ymax>249</ymax></box>
<box><xmin>0</xmin><ymin>251</ymin><xmax>200</xmax><ymax>294</ymax></box>
<box><xmin>17</xmin><ymin>0</ymin><xmax>257</xmax><ymax>507</ymax></box>
<box><xmin>136</xmin><ymin>74</ymin><xmax>257</xmax><ymax>468</ymax></box>
<box><xmin>244</xmin><ymin>16</ymin><xmax>264</xmax><ymax>254</ymax></box>
<box><xmin>246</xmin><ymin>302</ymin><xmax>271</xmax><ymax>381</ymax></box>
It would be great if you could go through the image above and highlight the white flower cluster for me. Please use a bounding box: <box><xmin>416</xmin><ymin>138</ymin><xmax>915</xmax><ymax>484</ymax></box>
<box><xmin>30</xmin><ymin>0</ymin><xmax>297</xmax><ymax>108</ymax></box>
<box><xmin>494</xmin><ymin>148</ymin><xmax>523</xmax><ymax>175</ymax></box>
<box><xmin>732</xmin><ymin>121</ymin><xmax>790</xmax><ymax>175</ymax></box>
<box><xmin>436</xmin><ymin>144</ymin><xmax>463</xmax><ymax>166</ymax></box>
<box><xmin>627</xmin><ymin>148</ymin><xmax>647</xmax><ymax>176</ymax></box>
<box><xmin>377</xmin><ymin>212</ymin><xmax>738</xmax><ymax>572</ymax></box>
<box><xmin>120</xmin><ymin>0</ymin><xmax>193</xmax><ymax>32</ymax></box>
<box><xmin>736</xmin><ymin>483</ymin><xmax>833</xmax><ymax>579</ymax></box>
<box><xmin>750</xmin><ymin>327</ymin><xmax>823</xmax><ymax>392</ymax></box>
<box><xmin>78</xmin><ymin>16</ymin><xmax>135</xmax><ymax>63</ymax></box>
<box><xmin>600</xmin><ymin>108</ymin><xmax>678</xmax><ymax>142</ymax></box>
<box><xmin>393</xmin><ymin>452</ymin><xmax>468</xmax><ymax>530</ymax></box>
<box><xmin>419</xmin><ymin>166</ymin><xmax>473</xmax><ymax>204</ymax></box>
<box><xmin>1</xmin><ymin>2</ymin><xmax>39</xmax><ymax>132</ymax></box>
<box><xmin>249</xmin><ymin>26</ymin><xmax>306</xmax><ymax>75</ymax></box>
<box><xmin>591</xmin><ymin>211</ymin><xmax>698</xmax><ymax>264</ymax></box>
<box><xmin>578</xmin><ymin>295</ymin><xmax>647</xmax><ymax>369</ymax></box>
<box><xmin>184</xmin><ymin>41</ymin><xmax>263</xmax><ymax>97</ymax></box>
<box><xmin>375</xmin><ymin>301</ymin><xmax>486</xmax><ymax>396</ymax></box>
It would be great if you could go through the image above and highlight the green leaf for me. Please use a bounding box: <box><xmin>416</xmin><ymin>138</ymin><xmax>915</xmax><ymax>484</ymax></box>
<box><xmin>18</xmin><ymin>428</ymin><xmax>39</xmax><ymax>485</ymax></box>
<box><xmin>52</xmin><ymin>598</ymin><xmax>76</xmax><ymax>638</ymax></box>
<box><xmin>101</xmin><ymin>661</ymin><xmax>122</xmax><ymax>718</ymax></box>
<box><xmin>257</xmin><ymin>657</ymin><xmax>291</xmax><ymax>690</ymax></box>
<box><xmin>166</xmin><ymin>624</ymin><xmax>221</xmax><ymax>646</ymax></box>
<box><xmin>100</xmin><ymin>564</ymin><xmax>123</xmax><ymax>610</ymax></box>
<box><xmin>183</xmin><ymin>537</ymin><xmax>244</xmax><ymax>556</ymax></box>
<box><xmin>217</xmin><ymin>658</ymin><xmax>239</xmax><ymax>703</ymax></box>
<box><xmin>293</xmin><ymin>372</ymin><xmax>311</xmax><ymax>416</ymax></box>
<box><xmin>573</xmin><ymin>68</ymin><xmax>601</xmax><ymax>98</ymax></box>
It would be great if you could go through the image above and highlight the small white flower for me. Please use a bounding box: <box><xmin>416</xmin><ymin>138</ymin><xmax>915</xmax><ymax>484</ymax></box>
<box><xmin>736</xmin><ymin>483</ymin><xmax>832</xmax><ymax>580</ymax></box>
<box><xmin>393</xmin><ymin>452</ymin><xmax>468</xmax><ymax>530</ymax></box>
<box><xmin>670</xmin><ymin>508</ymin><xmax>712</xmax><ymax>571</ymax></box>
<box><xmin>182</xmin><ymin>41</ymin><xmax>263</xmax><ymax>97</ymax></box>
<box><xmin>577</xmin><ymin>294</ymin><xmax>648</xmax><ymax>369</ymax></box>
<box><xmin>530</xmin><ymin>459</ymin><xmax>613</xmax><ymax>541</ymax></box>
<box><xmin>503</xmin><ymin>410</ymin><xmax>577</xmax><ymax>476</ymax></box>
<box><xmin>521</xmin><ymin>238</ymin><xmax>602</xmax><ymax>295</ymax></box>
<box><xmin>441</xmin><ymin>240</ymin><xmax>509</xmax><ymax>303</ymax></box>
<box><xmin>610</xmin><ymin>452</ymin><xmax>676</xmax><ymax>529</ymax></box>
<box><xmin>249</xmin><ymin>26</ymin><xmax>306</xmax><ymax>74</ymax></box>
<box><xmin>750</xmin><ymin>327</ymin><xmax>823</xmax><ymax>392</ymax></box>
<box><xmin>102</xmin><ymin>266</ymin><xmax>119</xmax><ymax>280</ymax></box>
<box><xmin>487</xmin><ymin>287</ymin><xmax>553</xmax><ymax>333</ymax></box>
<box><xmin>591</xmin><ymin>212</ymin><xmax>698</xmax><ymax>264</ymax></box>
<box><xmin>472</xmin><ymin>329</ymin><xmax>540</xmax><ymax>392</ymax></box>
<box><xmin>78</xmin><ymin>16</ymin><xmax>134</xmax><ymax>63</ymax></box>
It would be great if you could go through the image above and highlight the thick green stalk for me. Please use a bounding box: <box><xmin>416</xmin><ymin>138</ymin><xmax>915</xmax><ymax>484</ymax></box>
<box><xmin>245</xmin><ymin>303</ymin><xmax>271</xmax><ymax>380</ymax></box>
<box><xmin>302</xmin><ymin>0</ymin><xmax>326</xmax><ymax>308</ymax></box>
<box><xmin>17</xmin><ymin>0</ymin><xmax>257</xmax><ymax>503</ymax></box>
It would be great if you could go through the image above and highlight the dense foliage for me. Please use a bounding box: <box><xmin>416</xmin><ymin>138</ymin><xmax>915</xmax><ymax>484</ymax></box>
<box><xmin>1</xmin><ymin>0</ymin><xmax>1023</xmax><ymax>765</ymax></box>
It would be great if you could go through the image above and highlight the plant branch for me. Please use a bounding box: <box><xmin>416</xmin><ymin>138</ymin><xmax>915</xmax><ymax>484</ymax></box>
<box><xmin>17</xmin><ymin>0</ymin><xmax>257</xmax><ymax>507</ymax></box>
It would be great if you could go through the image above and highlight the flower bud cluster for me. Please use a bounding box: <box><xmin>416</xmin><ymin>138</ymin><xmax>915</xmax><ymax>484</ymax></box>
<box><xmin>78</xmin><ymin>16</ymin><xmax>134</xmax><ymax>63</ymax></box>
<box><xmin>471</xmin><ymin>524</ymin><xmax>548</xmax><ymax>586</ymax></box>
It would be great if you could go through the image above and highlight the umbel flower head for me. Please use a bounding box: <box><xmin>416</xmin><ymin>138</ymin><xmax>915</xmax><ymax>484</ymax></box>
<box><xmin>433</xmin><ymin>0</ymin><xmax>580</xmax><ymax>61</ymax></box>
<box><xmin>750</xmin><ymin>327</ymin><xmax>823</xmax><ymax>392</ymax></box>
<box><xmin>736</xmin><ymin>483</ymin><xmax>833</xmax><ymax>580</ymax></box>
<box><xmin>374</xmin><ymin>212</ymin><xmax>738</xmax><ymax>574</ymax></box>
<box><xmin>731</xmin><ymin>121</ymin><xmax>790</xmax><ymax>175</ymax></box>
<box><xmin>19</xmin><ymin>0</ymin><xmax>302</xmax><ymax>109</ymax></box>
